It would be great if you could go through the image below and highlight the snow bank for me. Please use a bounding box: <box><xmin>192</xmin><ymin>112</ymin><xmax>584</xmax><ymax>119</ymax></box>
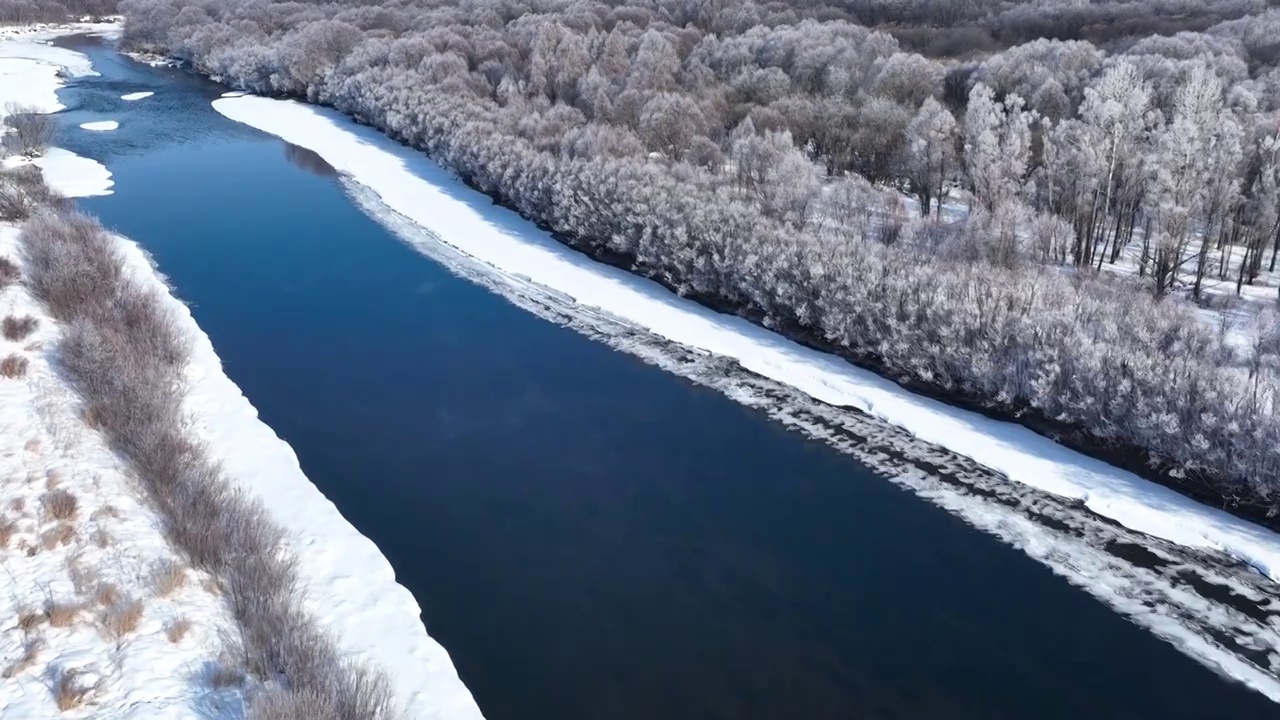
<box><xmin>3</xmin><ymin>148</ymin><xmax>114</xmax><ymax>198</ymax></box>
<box><xmin>214</xmin><ymin>94</ymin><xmax>1280</xmax><ymax>584</ymax></box>
<box><xmin>78</xmin><ymin>120</ymin><xmax>117</xmax><ymax>131</ymax></box>
<box><xmin>121</xmin><ymin>91</ymin><xmax>153</xmax><ymax>101</ymax></box>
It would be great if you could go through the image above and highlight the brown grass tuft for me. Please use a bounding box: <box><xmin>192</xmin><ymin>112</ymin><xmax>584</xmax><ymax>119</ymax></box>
<box><xmin>0</xmin><ymin>516</ymin><xmax>15</xmax><ymax>548</ymax></box>
<box><xmin>53</xmin><ymin>668</ymin><xmax>99</xmax><ymax>711</ymax></box>
<box><xmin>90</xmin><ymin>527</ymin><xmax>111</xmax><ymax>548</ymax></box>
<box><xmin>41</xmin><ymin>488</ymin><xmax>77</xmax><ymax>520</ymax></box>
<box><xmin>149</xmin><ymin>558</ymin><xmax>186</xmax><ymax>597</ymax></box>
<box><xmin>9</xmin><ymin>496</ymin><xmax>25</xmax><ymax>513</ymax></box>
<box><xmin>17</xmin><ymin>608</ymin><xmax>47</xmax><ymax>632</ymax></box>
<box><xmin>93</xmin><ymin>583</ymin><xmax>121</xmax><ymax>608</ymax></box>
<box><xmin>165</xmin><ymin>616</ymin><xmax>192</xmax><ymax>643</ymax></box>
<box><xmin>1</xmin><ymin>354</ymin><xmax>28</xmax><ymax>378</ymax></box>
<box><xmin>0</xmin><ymin>257</ymin><xmax>17</xmax><ymax>289</ymax></box>
<box><xmin>2</xmin><ymin>315</ymin><xmax>37</xmax><ymax>341</ymax></box>
<box><xmin>40</xmin><ymin>522</ymin><xmax>75</xmax><ymax>550</ymax></box>
<box><xmin>89</xmin><ymin>504</ymin><xmax>118</xmax><ymax>522</ymax></box>
<box><xmin>46</xmin><ymin>599</ymin><xmax>82</xmax><ymax>628</ymax></box>
<box><xmin>1</xmin><ymin>638</ymin><xmax>40</xmax><ymax>679</ymax></box>
<box><xmin>97</xmin><ymin>596</ymin><xmax>144</xmax><ymax>641</ymax></box>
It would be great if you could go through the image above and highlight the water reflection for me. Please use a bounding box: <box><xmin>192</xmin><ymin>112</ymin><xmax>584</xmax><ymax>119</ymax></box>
<box><xmin>284</xmin><ymin>141</ymin><xmax>337</xmax><ymax>177</ymax></box>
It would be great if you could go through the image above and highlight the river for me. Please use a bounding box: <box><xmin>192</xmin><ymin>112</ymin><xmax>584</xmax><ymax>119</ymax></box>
<box><xmin>48</xmin><ymin>35</ymin><xmax>1280</xmax><ymax>720</ymax></box>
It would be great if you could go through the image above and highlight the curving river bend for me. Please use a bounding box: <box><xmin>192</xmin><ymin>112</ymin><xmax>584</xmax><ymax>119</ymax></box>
<box><xmin>51</xmin><ymin>34</ymin><xmax>1280</xmax><ymax>720</ymax></box>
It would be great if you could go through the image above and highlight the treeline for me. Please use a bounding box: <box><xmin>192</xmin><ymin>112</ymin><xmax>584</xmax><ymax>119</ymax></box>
<box><xmin>116</xmin><ymin>0</ymin><xmax>1280</xmax><ymax>520</ymax></box>
<box><xmin>0</xmin><ymin>0</ymin><xmax>117</xmax><ymax>24</ymax></box>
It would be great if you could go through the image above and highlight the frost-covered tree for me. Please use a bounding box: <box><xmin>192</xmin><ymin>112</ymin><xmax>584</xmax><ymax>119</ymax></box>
<box><xmin>903</xmin><ymin>96</ymin><xmax>956</xmax><ymax>217</ymax></box>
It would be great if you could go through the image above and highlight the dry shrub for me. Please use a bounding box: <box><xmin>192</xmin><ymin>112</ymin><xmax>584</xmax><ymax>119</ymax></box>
<box><xmin>208</xmin><ymin>662</ymin><xmax>245</xmax><ymax>689</ymax></box>
<box><xmin>165</xmin><ymin>616</ymin><xmax>192</xmax><ymax>643</ymax></box>
<box><xmin>90</xmin><ymin>527</ymin><xmax>111</xmax><ymax>548</ymax></box>
<box><xmin>0</xmin><ymin>354</ymin><xmax>28</xmax><ymax>378</ymax></box>
<box><xmin>10</xmin><ymin>496</ymin><xmax>25</xmax><ymax>512</ymax></box>
<box><xmin>17</xmin><ymin>608</ymin><xmax>47</xmax><ymax>632</ymax></box>
<box><xmin>2</xmin><ymin>315</ymin><xmax>37</xmax><ymax>341</ymax></box>
<box><xmin>93</xmin><ymin>583</ymin><xmax>122</xmax><ymax>608</ymax></box>
<box><xmin>46</xmin><ymin>599</ymin><xmax>82</xmax><ymax>628</ymax></box>
<box><xmin>150</xmin><ymin>558</ymin><xmax>187</xmax><ymax>597</ymax></box>
<box><xmin>0</xmin><ymin>516</ymin><xmax>15</xmax><ymax>548</ymax></box>
<box><xmin>40</xmin><ymin>522</ymin><xmax>75</xmax><ymax>550</ymax></box>
<box><xmin>97</xmin><ymin>596</ymin><xmax>144</xmax><ymax>641</ymax></box>
<box><xmin>53</xmin><ymin>667</ymin><xmax>99</xmax><ymax>711</ymax></box>
<box><xmin>89</xmin><ymin>504</ymin><xmax>118</xmax><ymax>521</ymax></box>
<box><xmin>0</xmin><ymin>257</ymin><xmax>17</xmax><ymax>289</ymax></box>
<box><xmin>41</xmin><ymin>488</ymin><xmax>77</xmax><ymax>520</ymax></box>
<box><xmin>1</xmin><ymin>639</ymin><xmax>41</xmax><ymax>679</ymax></box>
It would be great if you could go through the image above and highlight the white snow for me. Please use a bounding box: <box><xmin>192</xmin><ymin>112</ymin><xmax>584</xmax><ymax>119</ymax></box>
<box><xmin>120</xmin><ymin>91</ymin><xmax>153</xmax><ymax>101</ymax></box>
<box><xmin>78</xmin><ymin>120</ymin><xmax>117</xmax><ymax>131</ymax></box>
<box><xmin>219</xmin><ymin>91</ymin><xmax>246</xmax><ymax>98</ymax></box>
<box><xmin>3</xmin><ymin>148</ymin><xmax>114</xmax><ymax>198</ymax></box>
<box><xmin>214</xmin><ymin>94</ymin><xmax>1280</xmax><ymax>588</ymax></box>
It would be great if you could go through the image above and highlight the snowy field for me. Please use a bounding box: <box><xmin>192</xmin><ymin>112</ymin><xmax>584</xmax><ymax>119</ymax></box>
<box><xmin>2</xmin><ymin>27</ymin><xmax>483</xmax><ymax>720</ymax></box>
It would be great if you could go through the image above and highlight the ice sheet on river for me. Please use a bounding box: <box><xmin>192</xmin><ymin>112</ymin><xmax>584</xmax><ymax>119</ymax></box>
<box><xmin>215</xmin><ymin>92</ymin><xmax>1280</xmax><ymax>701</ymax></box>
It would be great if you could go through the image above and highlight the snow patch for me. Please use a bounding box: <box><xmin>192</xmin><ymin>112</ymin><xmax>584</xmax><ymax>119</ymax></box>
<box><xmin>214</xmin><ymin>94</ymin><xmax>1280</xmax><ymax>586</ymax></box>
<box><xmin>78</xmin><ymin>120</ymin><xmax>118</xmax><ymax>131</ymax></box>
<box><xmin>2</xmin><ymin>148</ymin><xmax>114</xmax><ymax>198</ymax></box>
<box><xmin>120</xmin><ymin>91</ymin><xmax>154</xmax><ymax>101</ymax></box>
<box><xmin>219</xmin><ymin>90</ymin><xmax>246</xmax><ymax>98</ymax></box>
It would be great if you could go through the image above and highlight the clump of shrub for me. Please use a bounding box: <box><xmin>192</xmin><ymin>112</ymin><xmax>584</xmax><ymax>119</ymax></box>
<box><xmin>0</xmin><ymin>257</ymin><xmax>17</xmax><ymax>290</ymax></box>
<box><xmin>3</xmin><ymin>315</ymin><xmax>38</xmax><ymax>341</ymax></box>
<box><xmin>41</xmin><ymin>489</ymin><xmax>78</xmax><ymax>521</ymax></box>
<box><xmin>1</xmin><ymin>354</ymin><xmax>28</xmax><ymax>378</ymax></box>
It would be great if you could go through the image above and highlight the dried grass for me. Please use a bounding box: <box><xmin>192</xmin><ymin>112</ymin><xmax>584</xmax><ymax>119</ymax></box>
<box><xmin>53</xmin><ymin>667</ymin><xmax>99</xmax><ymax>711</ymax></box>
<box><xmin>0</xmin><ymin>353</ymin><xmax>28</xmax><ymax>378</ymax></box>
<box><xmin>97</xmin><ymin>596</ymin><xmax>144</xmax><ymax>641</ymax></box>
<box><xmin>17</xmin><ymin>608</ymin><xmax>47</xmax><ymax>632</ymax></box>
<box><xmin>165</xmin><ymin>616</ymin><xmax>192</xmax><ymax>643</ymax></box>
<box><xmin>0</xmin><ymin>256</ymin><xmax>17</xmax><ymax>289</ymax></box>
<box><xmin>40</xmin><ymin>522</ymin><xmax>76</xmax><ymax>550</ymax></box>
<box><xmin>41</xmin><ymin>488</ymin><xmax>77</xmax><ymax>520</ymax></box>
<box><xmin>0</xmin><ymin>516</ymin><xmax>15</xmax><ymax>548</ymax></box>
<box><xmin>150</xmin><ymin>558</ymin><xmax>187</xmax><ymax>597</ymax></box>
<box><xmin>1</xmin><ymin>638</ymin><xmax>41</xmax><ymax>679</ymax></box>
<box><xmin>2</xmin><ymin>315</ymin><xmax>37</xmax><ymax>341</ymax></box>
<box><xmin>46</xmin><ymin>599</ymin><xmax>82</xmax><ymax>628</ymax></box>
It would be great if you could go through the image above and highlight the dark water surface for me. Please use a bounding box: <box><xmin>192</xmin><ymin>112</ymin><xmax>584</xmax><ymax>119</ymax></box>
<box><xmin>51</xmin><ymin>36</ymin><xmax>1279</xmax><ymax>720</ymax></box>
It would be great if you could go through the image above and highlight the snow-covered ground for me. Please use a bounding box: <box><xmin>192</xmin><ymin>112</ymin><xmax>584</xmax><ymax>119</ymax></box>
<box><xmin>0</xmin><ymin>221</ymin><xmax>244</xmax><ymax>720</ymax></box>
<box><xmin>213</xmin><ymin>94</ymin><xmax>1280</xmax><ymax>587</ymax></box>
<box><xmin>2</xmin><ymin>28</ymin><xmax>483</xmax><ymax>720</ymax></box>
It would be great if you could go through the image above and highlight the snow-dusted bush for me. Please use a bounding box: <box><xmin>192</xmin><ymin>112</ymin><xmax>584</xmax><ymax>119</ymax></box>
<box><xmin>19</xmin><ymin>209</ymin><xmax>396</xmax><ymax>719</ymax></box>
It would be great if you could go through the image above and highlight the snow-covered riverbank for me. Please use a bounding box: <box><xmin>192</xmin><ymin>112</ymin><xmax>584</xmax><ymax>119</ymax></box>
<box><xmin>212</xmin><ymin>94</ymin><xmax>1280</xmax><ymax>586</ymax></box>
<box><xmin>2</xmin><ymin>27</ymin><xmax>482</xmax><ymax>719</ymax></box>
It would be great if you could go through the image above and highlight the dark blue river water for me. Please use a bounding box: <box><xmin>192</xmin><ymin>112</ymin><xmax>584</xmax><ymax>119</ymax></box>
<box><xmin>50</xmin><ymin>35</ymin><xmax>1280</xmax><ymax>720</ymax></box>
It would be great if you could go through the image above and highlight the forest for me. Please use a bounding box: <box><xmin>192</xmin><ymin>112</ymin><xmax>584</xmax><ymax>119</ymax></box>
<box><xmin>38</xmin><ymin>0</ymin><xmax>1280</xmax><ymax>519</ymax></box>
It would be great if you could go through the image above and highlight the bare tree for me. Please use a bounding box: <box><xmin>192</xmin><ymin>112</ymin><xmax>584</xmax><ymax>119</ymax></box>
<box><xmin>3</xmin><ymin>104</ymin><xmax>56</xmax><ymax>158</ymax></box>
